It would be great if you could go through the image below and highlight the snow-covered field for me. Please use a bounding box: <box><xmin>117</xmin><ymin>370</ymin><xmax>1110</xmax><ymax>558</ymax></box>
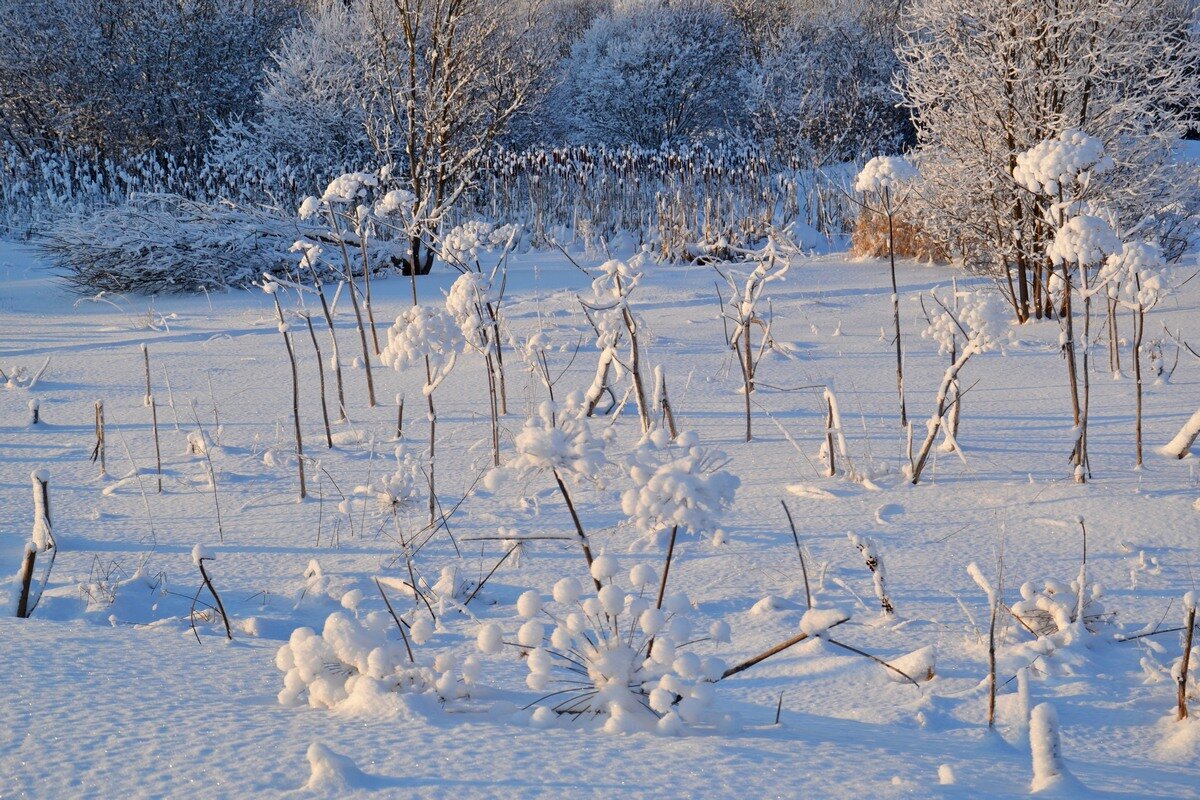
<box><xmin>2</xmin><ymin>239</ymin><xmax>1199</xmax><ymax>798</ymax></box>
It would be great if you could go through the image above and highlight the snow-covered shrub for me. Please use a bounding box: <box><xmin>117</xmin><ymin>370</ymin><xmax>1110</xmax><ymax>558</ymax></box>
<box><xmin>41</xmin><ymin>194</ymin><xmax>332</xmax><ymax>293</ymax></box>
<box><xmin>476</xmin><ymin>563</ymin><xmax>732</xmax><ymax>734</ymax></box>
<box><xmin>897</xmin><ymin>0</ymin><xmax>1200</xmax><ymax>320</ymax></box>
<box><xmin>621</xmin><ymin>428</ymin><xmax>739</xmax><ymax>546</ymax></box>
<box><xmin>277</xmin><ymin>610</ymin><xmax>481</xmax><ymax>712</ymax></box>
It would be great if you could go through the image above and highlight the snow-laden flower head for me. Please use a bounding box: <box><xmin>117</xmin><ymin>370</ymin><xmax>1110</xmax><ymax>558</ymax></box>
<box><xmin>376</xmin><ymin>445</ymin><xmax>420</xmax><ymax>510</ymax></box>
<box><xmin>922</xmin><ymin>290</ymin><xmax>1012</xmax><ymax>356</ymax></box>
<box><xmin>1047</xmin><ymin>215</ymin><xmax>1121</xmax><ymax>266</ymax></box>
<box><xmin>441</xmin><ymin>220</ymin><xmax>518</xmax><ymax>267</ymax></box>
<box><xmin>374</xmin><ymin>188</ymin><xmax>416</xmax><ymax>220</ymax></box>
<box><xmin>380</xmin><ymin>305</ymin><xmax>464</xmax><ymax>395</ymax></box>
<box><xmin>475</xmin><ymin>567</ymin><xmax>730</xmax><ymax>734</ymax></box>
<box><xmin>321</xmin><ymin>172</ymin><xmax>378</xmax><ymax>204</ymax></box>
<box><xmin>1105</xmin><ymin>241</ymin><xmax>1168</xmax><ymax>308</ymax></box>
<box><xmin>1013</xmin><ymin>129</ymin><xmax>1112</xmax><ymax>196</ymax></box>
<box><xmin>621</xmin><ymin>428</ymin><xmax>739</xmax><ymax>539</ymax></box>
<box><xmin>489</xmin><ymin>392</ymin><xmax>608</xmax><ymax>488</ymax></box>
<box><xmin>591</xmin><ymin>256</ymin><xmax>644</xmax><ymax>301</ymax></box>
<box><xmin>298</xmin><ymin>196</ymin><xmax>323</xmax><ymax>221</ymax></box>
<box><xmin>854</xmin><ymin>156</ymin><xmax>918</xmax><ymax>195</ymax></box>
<box><xmin>289</xmin><ymin>240</ymin><xmax>323</xmax><ymax>271</ymax></box>
<box><xmin>445</xmin><ymin>271</ymin><xmax>499</xmax><ymax>347</ymax></box>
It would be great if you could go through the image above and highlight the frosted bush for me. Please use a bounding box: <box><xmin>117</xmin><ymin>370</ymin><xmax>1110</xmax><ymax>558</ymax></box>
<box><xmin>1047</xmin><ymin>215</ymin><xmax>1121</xmax><ymax>267</ymax></box>
<box><xmin>380</xmin><ymin>305</ymin><xmax>464</xmax><ymax>394</ymax></box>
<box><xmin>277</xmin><ymin>610</ymin><xmax>480</xmax><ymax>711</ymax></box>
<box><xmin>621</xmin><ymin>428</ymin><xmax>739</xmax><ymax>541</ymax></box>
<box><xmin>854</xmin><ymin>156</ymin><xmax>918</xmax><ymax>195</ymax></box>
<box><xmin>478</xmin><ymin>565</ymin><xmax>731</xmax><ymax>734</ymax></box>
<box><xmin>1013</xmin><ymin>129</ymin><xmax>1112</xmax><ymax>196</ymax></box>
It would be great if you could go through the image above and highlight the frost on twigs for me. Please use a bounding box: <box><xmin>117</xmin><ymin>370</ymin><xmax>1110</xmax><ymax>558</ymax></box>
<box><xmin>621</xmin><ymin>428</ymin><xmax>739</xmax><ymax>546</ymax></box>
<box><xmin>276</xmin><ymin>610</ymin><xmax>482</xmax><ymax>713</ymax></box>
<box><xmin>478</xmin><ymin>565</ymin><xmax>732</xmax><ymax>735</ymax></box>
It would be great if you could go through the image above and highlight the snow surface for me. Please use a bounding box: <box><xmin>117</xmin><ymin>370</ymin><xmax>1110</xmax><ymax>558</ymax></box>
<box><xmin>2</xmin><ymin>239</ymin><xmax>1200</xmax><ymax>797</ymax></box>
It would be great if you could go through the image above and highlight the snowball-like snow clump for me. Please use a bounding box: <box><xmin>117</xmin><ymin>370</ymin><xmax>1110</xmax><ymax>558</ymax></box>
<box><xmin>621</xmin><ymin>428</ymin><xmax>739</xmax><ymax>538</ymax></box>
<box><xmin>1013</xmin><ymin>129</ymin><xmax>1111</xmax><ymax>195</ymax></box>
<box><xmin>854</xmin><ymin>156</ymin><xmax>918</xmax><ymax>194</ymax></box>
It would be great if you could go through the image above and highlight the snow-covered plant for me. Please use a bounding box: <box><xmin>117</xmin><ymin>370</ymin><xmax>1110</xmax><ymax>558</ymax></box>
<box><xmin>1175</xmin><ymin>591</ymin><xmax>1198</xmax><ymax>720</ymax></box>
<box><xmin>580</xmin><ymin>255</ymin><xmax>653</xmax><ymax>432</ymax></box>
<box><xmin>277</xmin><ymin>610</ymin><xmax>481</xmax><ymax>712</ymax></box>
<box><xmin>718</xmin><ymin>244</ymin><xmax>793</xmax><ymax>441</ymax></box>
<box><xmin>445</xmin><ymin>269</ymin><xmax>508</xmax><ymax>464</ymax></box>
<box><xmin>1046</xmin><ymin>215</ymin><xmax>1121</xmax><ymax>270</ymax></box>
<box><xmin>911</xmin><ymin>290</ymin><xmax>1010</xmax><ymax>483</ymax></box>
<box><xmin>1012</xmin><ymin>129</ymin><xmax>1112</xmax><ymax>200</ymax></box>
<box><xmin>847</xmin><ymin>533</ymin><xmax>894</xmax><ymax>616</ymax></box>
<box><xmin>1011</xmin><ymin>577</ymin><xmax>1110</xmax><ymax>643</ymax></box>
<box><xmin>440</xmin><ymin>220</ymin><xmax>518</xmax><ymax>272</ymax></box>
<box><xmin>855</xmin><ymin>156</ymin><xmax>918</xmax><ymax>197</ymax></box>
<box><xmin>486</xmin><ymin>393</ymin><xmax>609</xmax><ymax>586</ymax></box>
<box><xmin>381</xmin><ymin>305</ymin><xmax>463</xmax><ymax>394</ymax></box>
<box><xmin>1105</xmin><ymin>241</ymin><xmax>1170</xmax><ymax>465</ymax></box>
<box><xmin>623</xmin><ymin>429</ymin><xmax>739</xmax><ymax>542</ymax></box>
<box><xmin>350</xmin><ymin>445</ymin><xmax>421</xmax><ymax>516</ymax></box>
<box><xmin>622</xmin><ymin>428</ymin><xmax>739</xmax><ymax>605</ymax></box>
<box><xmin>475</xmin><ymin>561</ymin><xmax>732</xmax><ymax>734</ymax></box>
<box><xmin>856</xmin><ymin>155</ymin><xmax>917</xmax><ymax>430</ymax></box>
<box><xmin>381</xmin><ymin>303</ymin><xmax>464</xmax><ymax>524</ymax></box>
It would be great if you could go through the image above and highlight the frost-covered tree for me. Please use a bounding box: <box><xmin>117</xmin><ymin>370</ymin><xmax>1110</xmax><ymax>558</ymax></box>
<box><xmin>897</xmin><ymin>0</ymin><xmax>1200</xmax><ymax>321</ymax></box>
<box><xmin>742</xmin><ymin>0</ymin><xmax>909</xmax><ymax>164</ymax></box>
<box><xmin>207</xmin><ymin>1</ymin><xmax>375</xmax><ymax>182</ymax></box>
<box><xmin>357</xmin><ymin>0</ymin><xmax>548</xmax><ymax>275</ymax></box>
<box><xmin>560</xmin><ymin>1</ymin><xmax>747</xmax><ymax>147</ymax></box>
<box><xmin>0</xmin><ymin>0</ymin><xmax>297</xmax><ymax>155</ymax></box>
